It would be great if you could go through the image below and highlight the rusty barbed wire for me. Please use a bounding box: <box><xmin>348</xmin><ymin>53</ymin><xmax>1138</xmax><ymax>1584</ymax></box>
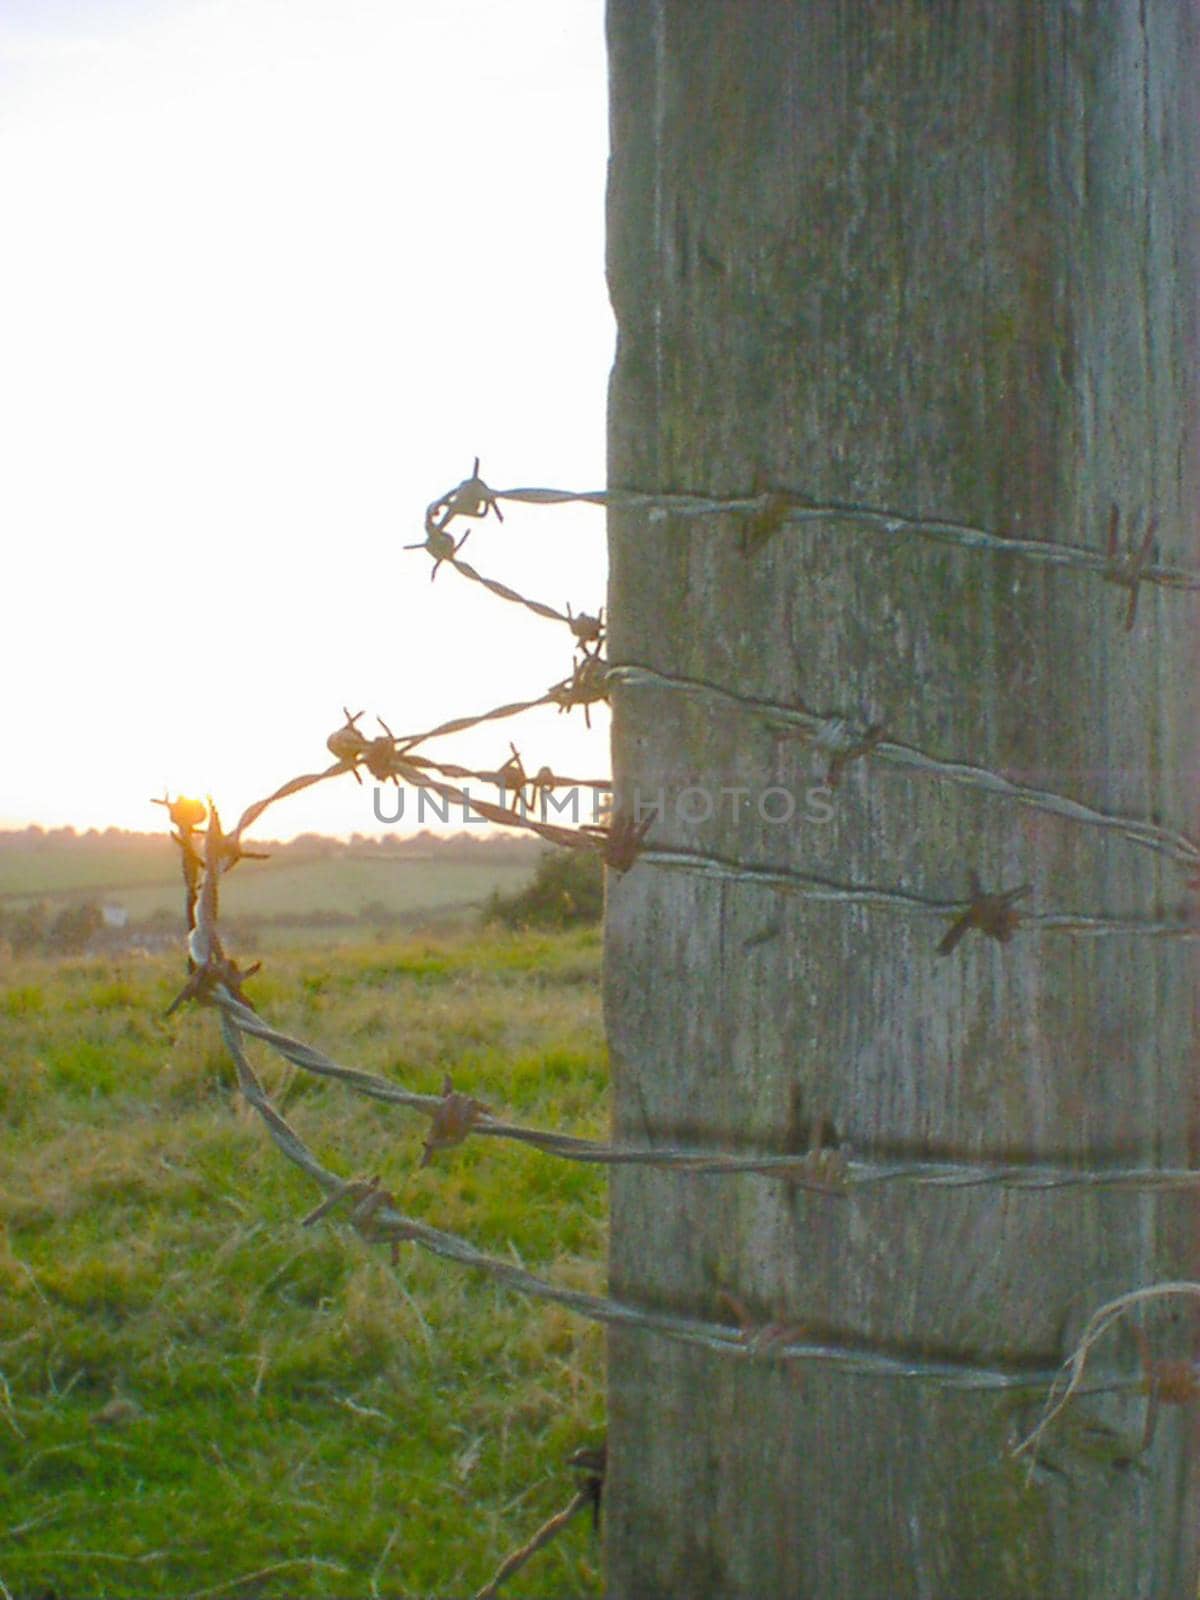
<box><xmin>472</xmin><ymin>1447</ymin><xmax>604</xmax><ymax>1600</ymax></box>
<box><xmin>936</xmin><ymin>873</ymin><xmax>1030</xmax><ymax>955</ymax></box>
<box><xmin>606</xmin><ymin>664</ymin><xmax>1200</xmax><ymax>872</ymax></box>
<box><xmin>154</xmin><ymin>460</ymin><xmax>1200</xmax><ymax>1247</ymax></box>
<box><xmin>141</xmin><ymin>451</ymin><xmax>1200</xmax><ymax>1600</ymax></box>
<box><xmin>412</xmin><ymin>459</ymin><xmax>608</xmax><ymax>646</ymax></box>
<box><xmin>156</xmin><ymin>725</ymin><xmax>1197</xmax><ymax>1203</ymax></box>
<box><xmin>1103</xmin><ymin>503</ymin><xmax>1160</xmax><ymax>631</ymax></box>
<box><xmin>316</xmin><ymin>685</ymin><xmax>617</xmax><ymax>851</ymax></box>
<box><xmin>401</xmin><ymin>747</ymin><xmax>610</xmax><ymax>809</ymax></box>
<box><xmin>153</xmin><ymin>791</ymin><xmax>207</xmax><ymax>939</ymax></box>
<box><xmin>210</xmin><ymin>993</ymin><xmax>1200</xmax><ymax>1195</ymax></box>
<box><xmin>216</xmin><ymin>1002</ymin><xmax>1142</xmax><ymax>1397</ymax></box>
<box><xmin>1012</xmin><ymin>1283</ymin><xmax>1200</xmax><ymax>1473</ymax></box>
<box><xmin>425</xmin><ymin>455</ymin><xmax>505</xmax><ymax>540</ymax></box>
<box><xmin>164</xmin><ymin>815</ymin><xmax>1200</xmax><ymax>1553</ymax></box>
<box><xmin>639</xmin><ymin>847</ymin><xmax>1200</xmax><ymax>946</ymax></box>
<box><xmin>344</xmin><ymin>692</ymin><xmax>560</xmax><ymax>754</ymax></box>
<box><xmin>442</xmin><ymin>550</ymin><xmax>573</xmax><ymax>625</ymax></box>
<box><xmin>392</xmin><ymin>753</ymin><xmax>617</xmax><ymax>856</ymax></box>
<box><xmin>423</xmin><ymin>461</ymin><xmax>1200</xmax><ymax>608</ymax></box>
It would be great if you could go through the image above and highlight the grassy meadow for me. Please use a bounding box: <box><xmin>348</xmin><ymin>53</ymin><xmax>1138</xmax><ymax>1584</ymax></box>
<box><xmin>0</xmin><ymin>830</ymin><xmax>543</xmax><ymax>950</ymax></box>
<box><xmin>0</xmin><ymin>925</ymin><xmax>607</xmax><ymax>1598</ymax></box>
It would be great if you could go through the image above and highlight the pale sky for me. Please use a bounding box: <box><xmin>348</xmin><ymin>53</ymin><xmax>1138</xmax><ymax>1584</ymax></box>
<box><xmin>0</xmin><ymin>0</ymin><xmax>612</xmax><ymax>839</ymax></box>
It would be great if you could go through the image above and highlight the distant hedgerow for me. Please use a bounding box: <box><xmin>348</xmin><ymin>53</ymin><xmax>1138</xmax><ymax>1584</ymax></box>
<box><xmin>484</xmin><ymin>848</ymin><xmax>603</xmax><ymax>930</ymax></box>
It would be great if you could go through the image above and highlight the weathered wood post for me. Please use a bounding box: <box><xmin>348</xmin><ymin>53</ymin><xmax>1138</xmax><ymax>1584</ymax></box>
<box><xmin>604</xmin><ymin>5</ymin><xmax>1200</xmax><ymax>1595</ymax></box>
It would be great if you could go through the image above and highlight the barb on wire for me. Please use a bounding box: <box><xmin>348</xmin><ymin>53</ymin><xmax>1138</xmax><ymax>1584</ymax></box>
<box><xmin>1103</xmin><ymin>502</ymin><xmax>1159</xmax><ymax>631</ymax></box>
<box><xmin>404</xmin><ymin>521</ymin><xmax>465</xmax><ymax>580</ymax></box>
<box><xmin>567</xmin><ymin>1442</ymin><xmax>607</xmax><ymax>1529</ymax></box>
<box><xmin>363</xmin><ymin>718</ymin><xmax>407</xmax><ymax>784</ymax></box>
<box><xmin>1129</xmin><ymin>1322</ymin><xmax>1200</xmax><ymax>1457</ymax></box>
<box><xmin>607</xmin><ymin>664</ymin><xmax>1200</xmax><ymax>873</ymax></box>
<box><xmin>426</xmin><ymin>456</ymin><xmax>504</xmax><ymax>541</ymax></box>
<box><xmin>300</xmin><ymin>1174</ymin><xmax>386</xmax><ymax>1229</ymax></box>
<box><xmin>529</xmin><ymin>763</ymin><xmax>568</xmax><ymax>814</ymax></box>
<box><xmin>495</xmin><ymin>744</ymin><xmax>529</xmax><ymax>810</ymax></box>
<box><xmin>153</xmin><ymin>791</ymin><xmax>207</xmax><ymax>937</ymax></box>
<box><xmin>326</xmin><ymin>708</ymin><xmax>369</xmax><ymax>776</ymax></box>
<box><xmin>738</xmin><ymin>486</ymin><xmax>793</xmax><ymax>555</ymax></box>
<box><xmin>719</xmin><ymin>1290</ymin><xmax>812</xmax><ymax>1358</ymax></box>
<box><xmin>392</xmin><ymin>753</ymin><xmax>609</xmax><ymax>854</ymax></box>
<box><xmin>421</xmin><ymin>1075</ymin><xmax>493</xmax><ymax>1168</ymax></box>
<box><xmin>164</xmin><ymin>804</ymin><xmax>262</xmax><ymax>1016</ymax></box>
<box><xmin>548</xmin><ymin>655</ymin><xmax>610</xmax><ymax>729</ymax></box>
<box><xmin>582</xmin><ymin>809</ymin><xmax>655</xmax><ymax>873</ymax></box>
<box><xmin>401</xmin><ymin>748</ymin><xmax>610</xmax><ymax>806</ymax></box>
<box><xmin>813</xmin><ymin>717</ymin><xmax>888</xmax><ymax>789</ymax></box>
<box><xmin>153</xmin><ymin>791</ymin><xmax>207</xmax><ymax>833</ymax></box>
<box><xmin>937</xmin><ymin>873</ymin><xmax>1031</xmax><ymax>956</ymax></box>
<box><xmin>566</xmin><ymin>604</ymin><xmax>605</xmax><ymax>653</ymax></box>
<box><xmin>325</xmin><ymin>707</ymin><xmax>423</xmax><ymax>787</ymax></box>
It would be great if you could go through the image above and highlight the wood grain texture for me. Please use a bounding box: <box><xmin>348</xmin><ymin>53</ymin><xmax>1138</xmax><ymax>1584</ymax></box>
<box><xmin>604</xmin><ymin>3</ymin><xmax>1200</xmax><ymax>1595</ymax></box>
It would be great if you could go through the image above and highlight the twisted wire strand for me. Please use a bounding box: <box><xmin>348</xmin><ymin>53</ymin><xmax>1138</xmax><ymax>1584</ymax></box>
<box><xmin>214</xmin><ymin>995</ymin><xmax>1200</xmax><ymax>1194</ymax></box>
<box><xmin>232</xmin><ymin>762</ymin><xmax>347</xmax><ymax>844</ymax></box>
<box><xmin>219</xmin><ymin>1004</ymin><xmax>1130</xmax><ymax>1395</ymax></box>
<box><xmin>390</xmin><ymin>693</ymin><xmax>559</xmax><ymax>749</ymax></box>
<box><xmin>640</xmin><ymin>847</ymin><xmax>1200</xmax><ymax>942</ymax></box>
<box><xmin>391</xmin><ymin>757</ymin><xmax>603</xmax><ymax>852</ymax></box>
<box><xmin>446</xmin><ymin>553</ymin><xmax>572</xmax><ymax>624</ymax></box>
<box><xmin>472</xmin><ymin>1489</ymin><xmax>594</xmax><ymax>1600</ymax></box>
<box><xmin>402</xmin><ymin>750</ymin><xmax>610</xmax><ymax>795</ymax></box>
<box><xmin>608</xmin><ymin>664</ymin><xmax>1200</xmax><ymax>870</ymax></box>
<box><xmin>490</xmin><ymin>483</ymin><xmax>1200</xmax><ymax>593</ymax></box>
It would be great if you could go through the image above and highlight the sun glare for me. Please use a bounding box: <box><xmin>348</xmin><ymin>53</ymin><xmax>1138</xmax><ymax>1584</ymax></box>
<box><xmin>0</xmin><ymin>0</ymin><xmax>611</xmax><ymax>840</ymax></box>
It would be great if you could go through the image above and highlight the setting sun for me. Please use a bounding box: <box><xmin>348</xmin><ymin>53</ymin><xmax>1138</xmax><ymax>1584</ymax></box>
<box><xmin>0</xmin><ymin>0</ymin><xmax>611</xmax><ymax>840</ymax></box>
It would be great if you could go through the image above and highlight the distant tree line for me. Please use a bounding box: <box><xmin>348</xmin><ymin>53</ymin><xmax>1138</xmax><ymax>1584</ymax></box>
<box><xmin>0</xmin><ymin>900</ymin><xmax>104</xmax><ymax>956</ymax></box>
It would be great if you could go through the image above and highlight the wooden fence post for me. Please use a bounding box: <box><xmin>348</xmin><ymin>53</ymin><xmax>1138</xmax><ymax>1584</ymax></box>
<box><xmin>604</xmin><ymin>4</ymin><xmax>1200</xmax><ymax>1593</ymax></box>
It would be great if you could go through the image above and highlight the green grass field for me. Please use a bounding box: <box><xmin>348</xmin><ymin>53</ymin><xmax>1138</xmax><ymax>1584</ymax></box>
<box><xmin>0</xmin><ymin>927</ymin><xmax>606</xmax><ymax>1598</ymax></box>
<box><xmin>0</xmin><ymin>836</ymin><xmax>538</xmax><ymax>933</ymax></box>
<box><xmin>84</xmin><ymin>857</ymin><xmax>537</xmax><ymax>930</ymax></box>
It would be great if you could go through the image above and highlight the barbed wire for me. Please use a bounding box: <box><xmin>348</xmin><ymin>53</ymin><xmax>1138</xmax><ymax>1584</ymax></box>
<box><xmin>401</xmin><ymin>748</ymin><xmax>610</xmax><ymax>826</ymax></box>
<box><xmin>216</xmin><ymin>1002</ymin><xmax>1142</xmax><ymax>1399</ymax></box>
<box><xmin>473</xmin><ymin>1451</ymin><xmax>603</xmax><ymax>1600</ymax></box>
<box><xmin>149</xmin><ymin>455</ymin><xmax>1200</xmax><ymax>1582</ymax></box>
<box><xmin>367</xmin><ymin>692</ymin><xmax>562</xmax><ymax>753</ymax></box>
<box><xmin>150</xmin><ymin>451</ymin><xmax>1200</xmax><ymax>1231</ymax></box>
<box><xmin>607</xmin><ymin>664</ymin><xmax>1200</xmax><ymax>871</ymax></box>
<box><xmin>640</xmin><ymin>847</ymin><xmax>1200</xmax><ymax>944</ymax></box>
<box><xmin>444</xmin><ymin>551</ymin><xmax>572</xmax><ymax>624</ymax></box>
<box><xmin>1013</xmin><ymin>1283</ymin><xmax>1200</xmax><ymax>1472</ymax></box>
<box><xmin>168</xmin><ymin>808</ymin><xmax>1152</xmax><ymax>1427</ymax></box>
<box><xmin>213</xmin><ymin>991</ymin><xmax>1200</xmax><ymax>1195</ymax></box>
<box><xmin>423</xmin><ymin>461</ymin><xmax>1200</xmax><ymax>605</ymax></box>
